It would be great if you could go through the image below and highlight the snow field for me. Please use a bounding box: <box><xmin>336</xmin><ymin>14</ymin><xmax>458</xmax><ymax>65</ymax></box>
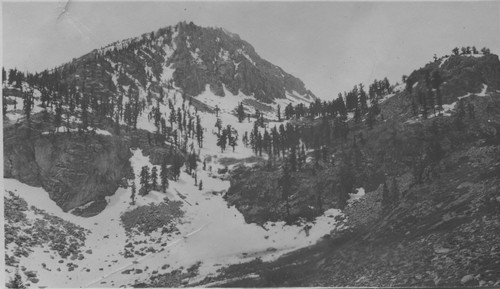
<box><xmin>4</xmin><ymin>143</ymin><xmax>344</xmax><ymax>287</ymax></box>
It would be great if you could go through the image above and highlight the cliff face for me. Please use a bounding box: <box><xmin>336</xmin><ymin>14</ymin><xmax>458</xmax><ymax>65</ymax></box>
<box><xmin>168</xmin><ymin>22</ymin><xmax>316</xmax><ymax>103</ymax></box>
<box><xmin>4</xmin><ymin>119</ymin><xmax>132</xmax><ymax>213</ymax></box>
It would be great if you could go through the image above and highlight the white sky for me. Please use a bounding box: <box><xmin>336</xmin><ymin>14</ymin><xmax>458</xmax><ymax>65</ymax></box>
<box><xmin>2</xmin><ymin>1</ymin><xmax>500</xmax><ymax>100</ymax></box>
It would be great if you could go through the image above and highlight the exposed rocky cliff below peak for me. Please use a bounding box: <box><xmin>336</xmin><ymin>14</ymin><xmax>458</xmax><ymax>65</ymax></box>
<box><xmin>3</xmin><ymin>116</ymin><xmax>133</xmax><ymax>214</ymax></box>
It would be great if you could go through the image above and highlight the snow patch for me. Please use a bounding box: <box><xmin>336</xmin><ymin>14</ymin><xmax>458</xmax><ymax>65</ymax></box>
<box><xmin>347</xmin><ymin>188</ymin><xmax>365</xmax><ymax>205</ymax></box>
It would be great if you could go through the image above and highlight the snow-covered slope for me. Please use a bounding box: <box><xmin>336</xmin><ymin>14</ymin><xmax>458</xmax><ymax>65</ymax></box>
<box><xmin>3</xmin><ymin>78</ymin><xmax>342</xmax><ymax>287</ymax></box>
<box><xmin>5</xmin><ymin>137</ymin><xmax>343</xmax><ymax>288</ymax></box>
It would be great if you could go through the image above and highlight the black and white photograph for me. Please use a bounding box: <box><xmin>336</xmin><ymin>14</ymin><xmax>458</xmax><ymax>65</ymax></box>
<box><xmin>2</xmin><ymin>1</ymin><xmax>500</xmax><ymax>288</ymax></box>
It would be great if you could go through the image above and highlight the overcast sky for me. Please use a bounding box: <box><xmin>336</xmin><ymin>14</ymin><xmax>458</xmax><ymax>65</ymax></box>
<box><xmin>3</xmin><ymin>1</ymin><xmax>500</xmax><ymax>100</ymax></box>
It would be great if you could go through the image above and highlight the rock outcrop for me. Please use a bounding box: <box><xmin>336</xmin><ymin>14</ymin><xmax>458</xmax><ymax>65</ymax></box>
<box><xmin>3</xmin><ymin>117</ymin><xmax>132</xmax><ymax>213</ymax></box>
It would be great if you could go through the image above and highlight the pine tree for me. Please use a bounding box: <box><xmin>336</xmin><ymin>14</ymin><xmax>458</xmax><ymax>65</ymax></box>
<box><xmin>23</xmin><ymin>88</ymin><xmax>33</xmax><ymax>120</ymax></box>
<box><xmin>217</xmin><ymin>130</ymin><xmax>227</xmax><ymax>153</ymax></box>
<box><xmin>229</xmin><ymin>130</ymin><xmax>238</xmax><ymax>152</ymax></box>
<box><xmin>358</xmin><ymin>83</ymin><xmax>368</xmax><ymax>114</ymax></box>
<box><xmin>215</xmin><ymin>117</ymin><xmax>222</xmax><ymax>134</ymax></box>
<box><xmin>2</xmin><ymin>67</ymin><xmax>6</xmax><ymax>84</ymax></box>
<box><xmin>198</xmin><ymin>180</ymin><xmax>203</xmax><ymax>191</ymax></box>
<box><xmin>8</xmin><ymin>270</ymin><xmax>26</xmax><ymax>289</ymax></box>
<box><xmin>187</xmin><ymin>151</ymin><xmax>198</xmax><ymax>174</ymax></box>
<box><xmin>172</xmin><ymin>156</ymin><xmax>182</xmax><ymax>181</ymax></box>
<box><xmin>130</xmin><ymin>182</ymin><xmax>136</xmax><ymax>205</ymax></box>
<box><xmin>139</xmin><ymin>166</ymin><xmax>150</xmax><ymax>195</ymax></box>
<box><xmin>365</xmin><ymin>108</ymin><xmax>376</xmax><ymax>129</ymax></box>
<box><xmin>277</xmin><ymin>104</ymin><xmax>282</xmax><ymax>122</ymax></box>
<box><xmin>242</xmin><ymin>131</ymin><xmax>249</xmax><ymax>147</ymax></box>
<box><xmin>256</xmin><ymin>131</ymin><xmax>263</xmax><ymax>156</ymax></box>
<box><xmin>8</xmin><ymin>68</ymin><xmax>16</xmax><ymax>86</ymax></box>
<box><xmin>151</xmin><ymin>167</ymin><xmax>158</xmax><ymax>190</ymax></box>
<box><xmin>214</xmin><ymin>105</ymin><xmax>220</xmax><ymax>117</ymax></box>
<box><xmin>3</xmin><ymin>94</ymin><xmax>7</xmax><ymax>115</ymax></box>
<box><xmin>160</xmin><ymin>159</ymin><xmax>169</xmax><ymax>193</ymax></box>
<box><xmin>236</xmin><ymin>102</ymin><xmax>245</xmax><ymax>123</ymax></box>
<box><xmin>481</xmin><ymin>47</ymin><xmax>490</xmax><ymax>55</ymax></box>
<box><xmin>353</xmin><ymin>106</ymin><xmax>361</xmax><ymax>123</ymax></box>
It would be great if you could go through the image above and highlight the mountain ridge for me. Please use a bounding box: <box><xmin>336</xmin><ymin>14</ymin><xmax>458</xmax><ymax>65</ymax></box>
<box><xmin>81</xmin><ymin>21</ymin><xmax>316</xmax><ymax>107</ymax></box>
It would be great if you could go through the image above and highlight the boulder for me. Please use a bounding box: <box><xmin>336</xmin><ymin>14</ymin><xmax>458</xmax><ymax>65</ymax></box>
<box><xmin>24</xmin><ymin>271</ymin><xmax>37</xmax><ymax>278</ymax></box>
<box><xmin>461</xmin><ymin>274</ymin><xmax>475</xmax><ymax>285</ymax></box>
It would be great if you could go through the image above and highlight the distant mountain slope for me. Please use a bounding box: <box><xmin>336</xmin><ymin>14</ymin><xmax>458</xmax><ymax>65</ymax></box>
<box><xmin>91</xmin><ymin>21</ymin><xmax>315</xmax><ymax>109</ymax></box>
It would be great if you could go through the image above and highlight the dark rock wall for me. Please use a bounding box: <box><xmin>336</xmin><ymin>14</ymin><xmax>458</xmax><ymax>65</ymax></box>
<box><xmin>4</xmin><ymin>123</ymin><xmax>132</xmax><ymax>213</ymax></box>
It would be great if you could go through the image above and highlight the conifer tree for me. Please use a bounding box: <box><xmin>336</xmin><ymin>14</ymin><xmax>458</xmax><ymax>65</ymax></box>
<box><xmin>54</xmin><ymin>103</ymin><xmax>63</xmax><ymax>130</ymax></box>
<box><xmin>242</xmin><ymin>131</ymin><xmax>249</xmax><ymax>147</ymax></box>
<box><xmin>8</xmin><ymin>68</ymin><xmax>17</xmax><ymax>86</ymax></box>
<box><xmin>151</xmin><ymin>167</ymin><xmax>158</xmax><ymax>190</ymax></box>
<box><xmin>172</xmin><ymin>156</ymin><xmax>182</xmax><ymax>181</ymax></box>
<box><xmin>196</xmin><ymin>121</ymin><xmax>204</xmax><ymax>147</ymax></box>
<box><xmin>8</xmin><ymin>270</ymin><xmax>25</xmax><ymax>289</ymax></box>
<box><xmin>139</xmin><ymin>166</ymin><xmax>150</xmax><ymax>194</ymax></box>
<box><xmin>187</xmin><ymin>151</ymin><xmax>198</xmax><ymax>174</ymax></box>
<box><xmin>215</xmin><ymin>117</ymin><xmax>222</xmax><ymax>134</ymax></box>
<box><xmin>214</xmin><ymin>105</ymin><xmax>220</xmax><ymax>117</ymax></box>
<box><xmin>23</xmin><ymin>88</ymin><xmax>33</xmax><ymax>120</ymax></box>
<box><xmin>236</xmin><ymin>102</ymin><xmax>245</xmax><ymax>123</ymax></box>
<box><xmin>217</xmin><ymin>130</ymin><xmax>227</xmax><ymax>153</ymax></box>
<box><xmin>359</xmin><ymin>83</ymin><xmax>368</xmax><ymax>114</ymax></box>
<box><xmin>256</xmin><ymin>131</ymin><xmax>263</xmax><ymax>156</ymax></box>
<box><xmin>229</xmin><ymin>130</ymin><xmax>238</xmax><ymax>152</ymax></box>
<box><xmin>198</xmin><ymin>180</ymin><xmax>203</xmax><ymax>191</ymax></box>
<box><xmin>160</xmin><ymin>159</ymin><xmax>169</xmax><ymax>193</ymax></box>
<box><xmin>3</xmin><ymin>94</ymin><xmax>7</xmax><ymax>115</ymax></box>
<box><xmin>353</xmin><ymin>106</ymin><xmax>361</xmax><ymax>123</ymax></box>
<box><xmin>130</xmin><ymin>182</ymin><xmax>136</xmax><ymax>205</ymax></box>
